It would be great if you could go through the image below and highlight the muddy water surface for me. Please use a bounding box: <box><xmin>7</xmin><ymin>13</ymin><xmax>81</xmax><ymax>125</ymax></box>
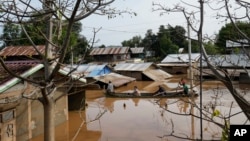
<box><xmin>32</xmin><ymin>79</ymin><xmax>250</xmax><ymax>141</ymax></box>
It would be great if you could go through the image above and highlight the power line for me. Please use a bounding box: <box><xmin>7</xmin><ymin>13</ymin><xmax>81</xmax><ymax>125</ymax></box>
<box><xmin>83</xmin><ymin>26</ymin><xmax>145</xmax><ymax>34</ymax></box>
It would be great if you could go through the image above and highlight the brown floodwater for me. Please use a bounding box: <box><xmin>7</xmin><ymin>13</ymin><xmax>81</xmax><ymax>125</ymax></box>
<box><xmin>31</xmin><ymin>79</ymin><xmax>250</xmax><ymax>141</ymax></box>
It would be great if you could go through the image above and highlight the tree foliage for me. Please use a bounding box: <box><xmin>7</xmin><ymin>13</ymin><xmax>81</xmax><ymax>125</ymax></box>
<box><xmin>121</xmin><ymin>24</ymin><xmax>194</xmax><ymax>60</ymax></box>
<box><xmin>1</xmin><ymin>21</ymin><xmax>88</xmax><ymax>63</ymax></box>
<box><xmin>121</xmin><ymin>35</ymin><xmax>143</xmax><ymax>47</ymax></box>
<box><xmin>216</xmin><ymin>21</ymin><xmax>250</xmax><ymax>53</ymax></box>
<box><xmin>1</xmin><ymin>23</ymin><xmax>21</xmax><ymax>46</ymax></box>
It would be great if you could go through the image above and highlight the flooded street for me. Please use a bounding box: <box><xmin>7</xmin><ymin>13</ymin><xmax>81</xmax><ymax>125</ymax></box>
<box><xmin>32</xmin><ymin>79</ymin><xmax>250</xmax><ymax>141</ymax></box>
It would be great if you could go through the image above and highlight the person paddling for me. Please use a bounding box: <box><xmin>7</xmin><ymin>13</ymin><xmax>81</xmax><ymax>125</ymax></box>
<box><xmin>106</xmin><ymin>81</ymin><xmax>114</xmax><ymax>93</ymax></box>
<box><xmin>182</xmin><ymin>82</ymin><xmax>189</xmax><ymax>95</ymax></box>
<box><xmin>178</xmin><ymin>78</ymin><xmax>188</xmax><ymax>95</ymax></box>
<box><xmin>133</xmin><ymin>86</ymin><xmax>141</xmax><ymax>96</ymax></box>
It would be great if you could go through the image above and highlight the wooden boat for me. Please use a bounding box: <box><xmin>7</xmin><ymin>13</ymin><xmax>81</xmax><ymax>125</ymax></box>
<box><xmin>105</xmin><ymin>90</ymin><xmax>198</xmax><ymax>98</ymax></box>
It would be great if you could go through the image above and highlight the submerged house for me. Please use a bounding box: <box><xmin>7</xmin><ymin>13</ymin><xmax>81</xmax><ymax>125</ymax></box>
<box><xmin>130</xmin><ymin>47</ymin><xmax>145</xmax><ymax>59</ymax></box>
<box><xmin>198</xmin><ymin>54</ymin><xmax>250</xmax><ymax>83</ymax></box>
<box><xmin>94</xmin><ymin>72</ymin><xmax>136</xmax><ymax>88</ymax></box>
<box><xmin>114</xmin><ymin>62</ymin><xmax>172</xmax><ymax>81</ymax></box>
<box><xmin>0</xmin><ymin>45</ymin><xmax>86</xmax><ymax>140</ymax></box>
<box><xmin>158</xmin><ymin>53</ymin><xmax>201</xmax><ymax>74</ymax></box>
<box><xmin>89</xmin><ymin>47</ymin><xmax>131</xmax><ymax>64</ymax></box>
<box><xmin>62</xmin><ymin>64</ymin><xmax>135</xmax><ymax>89</ymax></box>
<box><xmin>226</xmin><ymin>39</ymin><xmax>250</xmax><ymax>54</ymax></box>
<box><xmin>62</xmin><ymin>64</ymin><xmax>111</xmax><ymax>88</ymax></box>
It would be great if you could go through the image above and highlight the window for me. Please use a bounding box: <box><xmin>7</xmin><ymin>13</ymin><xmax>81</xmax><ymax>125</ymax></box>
<box><xmin>0</xmin><ymin>109</ymin><xmax>15</xmax><ymax>123</ymax></box>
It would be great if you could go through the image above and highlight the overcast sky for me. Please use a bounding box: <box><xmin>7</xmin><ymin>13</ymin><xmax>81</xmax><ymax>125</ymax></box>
<box><xmin>0</xmin><ymin>0</ymin><xmax>229</xmax><ymax>47</ymax></box>
<box><xmin>81</xmin><ymin>0</ymin><xmax>227</xmax><ymax>47</ymax></box>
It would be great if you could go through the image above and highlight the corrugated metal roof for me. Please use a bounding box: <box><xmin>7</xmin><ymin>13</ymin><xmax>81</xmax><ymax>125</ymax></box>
<box><xmin>143</xmin><ymin>69</ymin><xmax>172</xmax><ymax>81</ymax></box>
<box><xmin>0</xmin><ymin>62</ymin><xmax>44</xmax><ymax>93</ymax></box>
<box><xmin>89</xmin><ymin>47</ymin><xmax>129</xmax><ymax>55</ymax></box>
<box><xmin>0</xmin><ymin>60</ymin><xmax>42</xmax><ymax>85</ymax></box>
<box><xmin>161</xmin><ymin>53</ymin><xmax>200</xmax><ymax>63</ymax></box>
<box><xmin>114</xmin><ymin>62</ymin><xmax>153</xmax><ymax>71</ymax></box>
<box><xmin>62</xmin><ymin>64</ymin><xmax>111</xmax><ymax>77</ymax></box>
<box><xmin>0</xmin><ymin>45</ymin><xmax>45</xmax><ymax>56</ymax></box>
<box><xmin>94</xmin><ymin>72</ymin><xmax>135</xmax><ymax>87</ymax></box>
<box><xmin>200</xmin><ymin>54</ymin><xmax>250</xmax><ymax>67</ymax></box>
<box><xmin>157</xmin><ymin>63</ymin><xmax>189</xmax><ymax>67</ymax></box>
<box><xmin>226</xmin><ymin>39</ymin><xmax>249</xmax><ymax>48</ymax></box>
<box><xmin>130</xmin><ymin>47</ymin><xmax>144</xmax><ymax>54</ymax></box>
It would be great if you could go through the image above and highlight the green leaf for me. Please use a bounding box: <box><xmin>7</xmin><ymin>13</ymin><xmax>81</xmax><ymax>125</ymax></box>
<box><xmin>212</xmin><ymin>109</ymin><xmax>220</xmax><ymax>118</ymax></box>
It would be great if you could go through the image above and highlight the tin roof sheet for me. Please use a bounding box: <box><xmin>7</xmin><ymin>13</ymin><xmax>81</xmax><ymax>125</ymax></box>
<box><xmin>62</xmin><ymin>64</ymin><xmax>111</xmax><ymax>77</ymax></box>
<box><xmin>114</xmin><ymin>62</ymin><xmax>153</xmax><ymax>71</ymax></box>
<box><xmin>161</xmin><ymin>53</ymin><xmax>201</xmax><ymax>63</ymax></box>
<box><xmin>143</xmin><ymin>69</ymin><xmax>172</xmax><ymax>81</ymax></box>
<box><xmin>226</xmin><ymin>39</ymin><xmax>249</xmax><ymax>48</ymax></box>
<box><xmin>94</xmin><ymin>72</ymin><xmax>135</xmax><ymax>87</ymax></box>
<box><xmin>200</xmin><ymin>54</ymin><xmax>250</xmax><ymax>67</ymax></box>
<box><xmin>89</xmin><ymin>47</ymin><xmax>129</xmax><ymax>55</ymax></box>
<box><xmin>130</xmin><ymin>47</ymin><xmax>144</xmax><ymax>54</ymax></box>
<box><xmin>0</xmin><ymin>45</ymin><xmax>45</xmax><ymax>56</ymax></box>
<box><xmin>157</xmin><ymin>63</ymin><xmax>189</xmax><ymax>67</ymax></box>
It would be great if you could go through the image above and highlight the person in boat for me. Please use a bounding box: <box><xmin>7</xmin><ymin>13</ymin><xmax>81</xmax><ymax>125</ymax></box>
<box><xmin>133</xmin><ymin>86</ymin><xmax>141</xmax><ymax>96</ymax></box>
<box><xmin>182</xmin><ymin>82</ymin><xmax>189</xmax><ymax>95</ymax></box>
<box><xmin>179</xmin><ymin>78</ymin><xmax>186</xmax><ymax>86</ymax></box>
<box><xmin>106</xmin><ymin>81</ymin><xmax>114</xmax><ymax>93</ymax></box>
<box><xmin>154</xmin><ymin>85</ymin><xmax>166</xmax><ymax>96</ymax></box>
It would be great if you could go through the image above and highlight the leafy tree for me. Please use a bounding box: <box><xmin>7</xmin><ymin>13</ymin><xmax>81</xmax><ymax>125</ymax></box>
<box><xmin>152</xmin><ymin>25</ymin><xmax>181</xmax><ymax>58</ymax></box>
<box><xmin>158</xmin><ymin>34</ymin><xmax>179</xmax><ymax>57</ymax></box>
<box><xmin>99</xmin><ymin>44</ymin><xmax>106</xmax><ymax>48</ymax></box>
<box><xmin>216</xmin><ymin>21</ymin><xmax>250</xmax><ymax>53</ymax></box>
<box><xmin>1</xmin><ymin>20</ymin><xmax>87</xmax><ymax>63</ymax></box>
<box><xmin>204</xmin><ymin>41</ymin><xmax>220</xmax><ymax>55</ymax></box>
<box><xmin>190</xmin><ymin>40</ymin><xmax>219</xmax><ymax>55</ymax></box>
<box><xmin>141</xmin><ymin>29</ymin><xmax>156</xmax><ymax>49</ymax></box>
<box><xmin>121</xmin><ymin>35</ymin><xmax>143</xmax><ymax>47</ymax></box>
<box><xmin>1</xmin><ymin>23</ymin><xmax>21</xmax><ymax>46</ymax></box>
<box><xmin>73</xmin><ymin>36</ymin><xmax>90</xmax><ymax>63</ymax></box>
<box><xmin>168</xmin><ymin>25</ymin><xmax>187</xmax><ymax>49</ymax></box>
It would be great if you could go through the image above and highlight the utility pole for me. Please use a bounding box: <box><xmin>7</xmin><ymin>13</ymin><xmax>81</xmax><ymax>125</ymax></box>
<box><xmin>187</xmin><ymin>19</ymin><xmax>193</xmax><ymax>92</ymax></box>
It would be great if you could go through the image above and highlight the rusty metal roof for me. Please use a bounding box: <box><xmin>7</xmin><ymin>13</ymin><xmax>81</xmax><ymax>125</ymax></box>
<box><xmin>130</xmin><ymin>47</ymin><xmax>144</xmax><ymax>54</ymax></box>
<box><xmin>0</xmin><ymin>45</ymin><xmax>45</xmax><ymax>57</ymax></box>
<box><xmin>114</xmin><ymin>62</ymin><xmax>153</xmax><ymax>71</ymax></box>
<box><xmin>0</xmin><ymin>60</ymin><xmax>42</xmax><ymax>85</ymax></box>
<box><xmin>89</xmin><ymin>47</ymin><xmax>129</xmax><ymax>55</ymax></box>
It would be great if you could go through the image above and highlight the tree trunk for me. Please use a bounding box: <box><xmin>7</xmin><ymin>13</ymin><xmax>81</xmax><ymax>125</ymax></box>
<box><xmin>43</xmin><ymin>96</ymin><xmax>55</xmax><ymax>141</ymax></box>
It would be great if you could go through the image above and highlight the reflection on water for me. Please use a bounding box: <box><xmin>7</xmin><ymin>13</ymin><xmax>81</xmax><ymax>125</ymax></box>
<box><xmin>32</xmin><ymin>80</ymin><xmax>250</xmax><ymax>141</ymax></box>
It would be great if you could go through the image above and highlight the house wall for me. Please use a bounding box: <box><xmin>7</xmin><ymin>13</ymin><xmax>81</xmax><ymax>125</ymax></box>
<box><xmin>161</xmin><ymin>66</ymin><xmax>187</xmax><ymax>74</ymax></box>
<box><xmin>0</xmin><ymin>83</ymin><xmax>24</xmax><ymax>141</ymax></box>
<box><xmin>93</xmin><ymin>54</ymin><xmax>130</xmax><ymax>63</ymax></box>
<box><xmin>93</xmin><ymin>55</ymin><xmax>112</xmax><ymax>62</ymax></box>
<box><xmin>113</xmin><ymin>54</ymin><xmax>129</xmax><ymax>61</ymax></box>
<box><xmin>239</xmin><ymin>73</ymin><xmax>250</xmax><ymax>84</ymax></box>
<box><xmin>131</xmin><ymin>53</ymin><xmax>144</xmax><ymax>59</ymax></box>
<box><xmin>118</xmin><ymin>71</ymin><xmax>142</xmax><ymax>80</ymax></box>
<box><xmin>227</xmin><ymin>48</ymin><xmax>250</xmax><ymax>54</ymax></box>
<box><xmin>0</xmin><ymin>109</ymin><xmax>16</xmax><ymax>141</ymax></box>
<box><xmin>16</xmin><ymin>85</ymin><xmax>68</xmax><ymax>140</ymax></box>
